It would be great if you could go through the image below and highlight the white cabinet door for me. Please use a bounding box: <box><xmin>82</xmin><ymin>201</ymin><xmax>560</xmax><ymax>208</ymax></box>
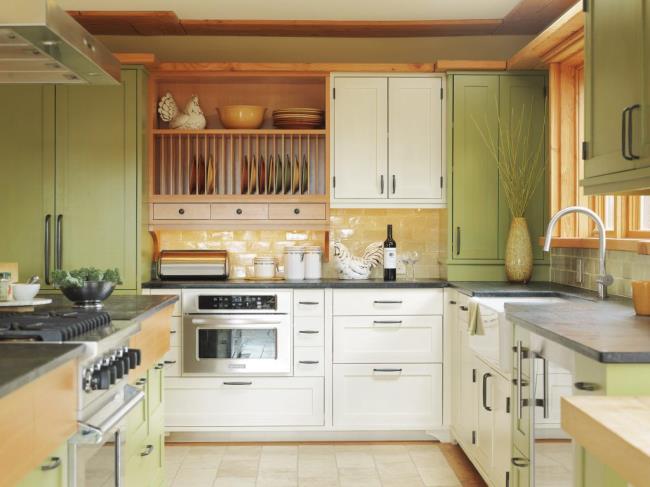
<box><xmin>165</xmin><ymin>377</ymin><xmax>324</xmax><ymax>427</ymax></box>
<box><xmin>333</xmin><ymin>315</ymin><xmax>442</xmax><ymax>363</ymax></box>
<box><xmin>333</xmin><ymin>77</ymin><xmax>387</xmax><ymax>199</ymax></box>
<box><xmin>457</xmin><ymin>311</ymin><xmax>477</xmax><ymax>450</ymax></box>
<box><xmin>333</xmin><ymin>363</ymin><xmax>442</xmax><ymax>429</ymax></box>
<box><xmin>475</xmin><ymin>358</ymin><xmax>494</xmax><ymax>475</ymax></box>
<box><xmin>388</xmin><ymin>77</ymin><xmax>443</xmax><ymax>201</ymax></box>
<box><xmin>492</xmin><ymin>372</ymin><xmax>512</xmax><ymax>487</ymax></box>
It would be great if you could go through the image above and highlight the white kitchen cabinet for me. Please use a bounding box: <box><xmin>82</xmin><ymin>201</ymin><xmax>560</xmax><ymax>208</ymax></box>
<box><xmin>331</xmin><ymin>74</ymin><xmax>445</xmax><ymax>208</ymax></box>
<box><xmin>333</xmin><ymin>315</ymin><xmax>442</xmax><ymax>364</ymax></box>
<box><xmin>388</xmin><ymin>77</ymin><xmax>444</xmax><ymax>201</ymax></box>
<box><xmin>165</xmin><ymin>377</ymin><xmax>324</xmax><ymax>427</ymax></box>
<box><xmin>333</xmin><ymin>363</ymin><xmax>442</xmax><ymax>429</ymax></box>
<box><xmin>332</xmin><ymin>288</ymin><xmax>443</xmax><ymax>316</ymax></box>
<box><xmin>332</xmin><ymin>77</ymin><xmax>387</xmax><ymax>200</ymax></box>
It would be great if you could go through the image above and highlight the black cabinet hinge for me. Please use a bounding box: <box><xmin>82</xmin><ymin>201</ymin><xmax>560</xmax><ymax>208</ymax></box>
<box><xmin>333</xmin><ymin>87</ymin><xmax>336</xmax><ymax>99</ymax></box>
<box><xmin>471</xmin><ymin>430</ymin><xmax>476</xmax><ymax>445</ymax></box>
<box><xmin>472</xmin><ymin>368</ymin><xmax>477</xmax><ymax>383</ymax></box>
<box><xmin>582</xmin><ymin>141</ymin><xmax>588</xmax><ymax>160</ymax></box>
<box><xmin>440</xmin><ymin>87</ymin><xmax>444</xmax><ymax>100</ymax></box>
<box><xmin>583</xmin><ymin>0</ymin><xmax>588</xmax><ymax>12</ymax></box>
<box><xmin>506</xmin><ymin>471</ymin><xmax>510</xmax><ymax>487</ymax></box>
<box><xmin>333</xmin><ymin>176</ymin><xmax>336</xmax><ymax>188</ymax></box>
<box><xmin>440</xmin><ymin>176</ymin><xmax>444</xmax><ymax>189</ymax></box>
<box><xmin>506</xmin><ymin>396</ymin><xmax>511</xmax><ymax>414</ymax></box>
<box><xmin>543</xmin><ymin>85</ymin><xmax>547</xmax><ymax>98</ymax></box>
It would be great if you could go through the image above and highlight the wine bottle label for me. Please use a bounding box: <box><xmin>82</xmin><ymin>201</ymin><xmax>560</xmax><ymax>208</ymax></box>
<box><xmin>384</xmin><ymin>248</ymin><xmax>397</xmax><ymax>269</ymax></box>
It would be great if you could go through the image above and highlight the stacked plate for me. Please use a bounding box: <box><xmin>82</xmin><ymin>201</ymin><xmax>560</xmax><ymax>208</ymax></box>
<box><xmin>273</xmin><ymin>108</ymin><xmax>324</xmax><ymax>129</ymax></box>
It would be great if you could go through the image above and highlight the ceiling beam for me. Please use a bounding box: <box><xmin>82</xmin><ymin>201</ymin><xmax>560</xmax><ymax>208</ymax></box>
<box><xmin>497</xmin><ymin>0</ymin><xmax>580</xmax><ymax>34</ymax></box>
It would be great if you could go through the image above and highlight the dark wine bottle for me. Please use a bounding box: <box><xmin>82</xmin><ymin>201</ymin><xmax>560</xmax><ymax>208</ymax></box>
<box><xmin>383</xmin><ymin>224</ymin><xmax>397</xmax><ymax>281</ymax></box>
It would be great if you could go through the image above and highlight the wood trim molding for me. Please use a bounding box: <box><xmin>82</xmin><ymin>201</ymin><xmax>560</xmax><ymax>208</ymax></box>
<box><xmin>114</xmin><ymin>52</ymin><xmax>159</xmax><ymax>67</ymax></box>
<box><xmin>152</xmin><ymin>62</ymin><xmax>435</xmax><ymax>73</ymax></box>
<box><xmin>539</xmin><ymin>236</ymin><xmax>650</xmax><ymax>255</ymax></box>
<box><xmin>434</xmin><ymin>60</ymin><xmax>507</xmax><ymax>72</ymax></box>
<box><xmin>508</xmin><ymin>2</ymin><xmax>584</xmax><ymax>70</ymax></box>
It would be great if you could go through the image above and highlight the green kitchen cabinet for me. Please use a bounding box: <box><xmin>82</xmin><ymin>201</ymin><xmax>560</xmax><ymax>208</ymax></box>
<box><xmin>582</xmin><ymin>0</ymin><xmax>650</xmax><ymax>194</ymax></box>
<box><xmin>0</xmin><ymin>68</ymin><xmax>149</xmax><ymax>290</ymax></box>
<box><xmin>0</xmin><ymin>86</ymin><xmax>55</xmax><ymax>287</ymax></box>
<box><xmin>15</xmin><ymin>442</ymin><xmax>68</xmax><ymax>487</ymax></box>
<box><xmin>447</xmin><ymin>73</ymin><xmax>548</xmax><ymax>281</ymax></box>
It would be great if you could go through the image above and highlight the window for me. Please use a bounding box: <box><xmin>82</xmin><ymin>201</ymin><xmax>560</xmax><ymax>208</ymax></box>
<box><xmin>639</xmin><ymin>197</ymin><xmax>650</xmax><ymax>231</ymax></box>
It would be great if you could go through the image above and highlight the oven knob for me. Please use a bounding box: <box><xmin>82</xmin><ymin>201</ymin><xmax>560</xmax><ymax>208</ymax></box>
<box><xmin>82</xmin><ymin>368</ymin><xmax>94</xmax><ymax>393</ymax></box>
<box><xmin>127</xmin><ymin>348</ymin><xmax>141</xmax><ymax>368</ymax></box>
<box><xmin>121</xmin><ymin>354</ymin><xmax>131</xmax><ymax>373</ymax></box>
<box><xmin>116</xmin><ymin>348</ymin><xmax>130</xmax><ymax>374</ymax></box>
<box><xmin>91</xmin><ymin>367</ymin><xmax>111</xmax><ymax>390</ymax></box>
<box><xmin>114</xmin><ymin>357</ymin><xmax>125</xmax><ymax>379</ymax></box>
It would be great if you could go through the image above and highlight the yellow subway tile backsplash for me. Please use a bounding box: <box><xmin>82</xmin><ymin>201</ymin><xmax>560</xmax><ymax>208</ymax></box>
<box><xmin>158</xmin><ymin>209</ymin><xmax>447</xmax><ymax>279</ymax></box>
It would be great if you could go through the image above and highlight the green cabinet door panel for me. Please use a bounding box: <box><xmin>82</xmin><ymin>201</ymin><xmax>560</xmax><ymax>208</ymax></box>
<box><xmin>55</xmin><ymin>69</ymin><xmax>138</xmax><ymax>289</ymax></box>
<box><xmin>498</xmin><ymin>75</ymin><xmax>547</xmax><ymax>262</ymax></box>
<box><xmin>452</xmin><ymin>75</ymin><xmax>500</xmax><ymax>260</ymax></box>
<box><xmin>584</xmin><ymin>0</ymin><xmax>645</xmax><ymax>179</ymax></box>
<box><xmin>15</xmin><ymin>442</ymin><xmax>68</xmax><ymax>487</ymax></box>
<box><xmin>0</xmin><ymin>86</ymin><xmax>55</xmax><ymax>287</ymax></box>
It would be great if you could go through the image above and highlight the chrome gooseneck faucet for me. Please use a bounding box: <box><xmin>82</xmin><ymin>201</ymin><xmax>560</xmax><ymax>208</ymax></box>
<box><xmin>543</xmin><ymin>206</ymin><xmax>613</xmax><ymax>299</ymax></box>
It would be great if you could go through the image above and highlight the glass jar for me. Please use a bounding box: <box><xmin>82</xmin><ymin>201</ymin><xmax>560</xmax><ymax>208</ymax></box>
<box><xmin>0</xmin><ymin>272</ymin><xmax>12</xmax><ymax>301</ymax></box>
<box><xmin>303</xmin><ymin>246</ymin><xmax>322</xmax><ymax>280</ymax></box>
<box><xmin>253</xmin><ymin>256</ymin><xmax>278</xmax><ymax>279</ymax></box>
<box><xmin>284</xmin><ymin>247</ymin><xmax>305</xmax><ymax>280</ymax></box>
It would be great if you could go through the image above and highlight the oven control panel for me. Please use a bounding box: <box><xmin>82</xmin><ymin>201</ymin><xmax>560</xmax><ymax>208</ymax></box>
<box><xmin>198</xmin><ymin>295</ymin><xmax>277</xmax><ymax>310</ymax></box>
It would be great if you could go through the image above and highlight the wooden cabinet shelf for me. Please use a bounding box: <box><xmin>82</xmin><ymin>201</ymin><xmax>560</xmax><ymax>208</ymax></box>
<box><xmin>148</xmin><ymin>70</ymin><xmax>331</xmax><ymax>228</ymax></box>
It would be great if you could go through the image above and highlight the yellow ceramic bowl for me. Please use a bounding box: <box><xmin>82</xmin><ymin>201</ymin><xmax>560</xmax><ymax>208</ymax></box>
<box><xmin>217</xmin><ymin>105</ymin><xmax>266</xmax><ymax>129</ymax></box>
<box><xmin>631</xmin><ymin>280</ymin><xmax>650</xmax><ymax>316</ymax></box>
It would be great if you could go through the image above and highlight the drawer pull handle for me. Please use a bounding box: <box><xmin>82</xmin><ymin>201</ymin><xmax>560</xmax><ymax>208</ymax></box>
<box><xmin>373</xmin><ymin>320</ymin><xmax>403</xmax><ymax>325</ymax></box>
<box><xmin>164</xmin><ymin>360</ymin><xmax>177</xmax><ymax>365</ymax></box>
<box><xmin>373</xmin><ymin>368</ymin><xmax>402</xmax><ymax>373</ymax></box>
<box><xmin>154</xmin><ymin>363</ymin><xmax>164</xmax><ymax>370</ymax></box>
<box><xmin>135</xmin><ymin>378</ymin><xmax>147</xmax><ymax>386</ymax></box>
<box><xmin>373</xmin><ymin>300</ymin><xmax>403</xmax><ymax>304</ymax></box>
<box><xmin>459</xmin><ymin>306</ymin><xmax>468</xmax><ymax>311</ymax></box>
<box><xmin>449</xmin><ymin>300</ymin><xmax>457</xmax><ymax>304</ymax></box>
<box><xmin>236</xmin><ymin>208</ymin><xmax>243</xmax><ymax>215</ymax></box>
<box><xmin>140</xmin><ymin>444</ymin><xmax>154</xmax><ymax>457</ymax></box>
<box><xmin>294</xmin><ymin>208</ymin><xmax>301</xmax><ymax>215</ymax></box>
<box><xmin>41</xmin><ymin>457</ymin><xmax>61</xmax><ymax>471</ymax></box>
<box><xmin>298</xmin><ymin>301</ymin><xmax>319</xmax><ymax>305</ymax></box>
<box><xmin>574</xmin><ymin>381</ymin><xmax>600</xmax><ymax>392</ymax></box>
<box><xmin>178</xmin><ymin>208</ymin><xmax>185</xmax><ymax>215</ymax></box>
<box><xmin>299</xmin><ymin>360</ymin><xmax>320</xmax><ymax>365</ymax></box>
<box><xmin>298</xmin><ymin>330</ymin><xmax>320</xmax><ymax>334</ymax></box>
<box><xmin>511</xmin><ymin>457</ymin><xmax>529</xmax><ymax>468</ymax></box>
<box><xmin>223</xmin><ymin>381</ymin><xmax>253</xmax><ymax>386</ymax></box>
<box><xmin>170</xmin><ymin>330</ymin><xmax>177</xmax><ymax>334</ymax></box>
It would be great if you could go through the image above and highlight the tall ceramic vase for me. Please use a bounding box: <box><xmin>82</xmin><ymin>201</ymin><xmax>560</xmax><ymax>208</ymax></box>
<box><xmin>505</xmin><ymin>217</ymin><xmax>533</xmax><ymax>283</ymax></box>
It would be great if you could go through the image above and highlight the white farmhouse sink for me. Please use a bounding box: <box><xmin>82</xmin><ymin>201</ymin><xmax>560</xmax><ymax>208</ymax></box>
<box><xmin>468</xmin><ymin>297</ymin><xmax>567</xmax><ymax>375</ymax></box>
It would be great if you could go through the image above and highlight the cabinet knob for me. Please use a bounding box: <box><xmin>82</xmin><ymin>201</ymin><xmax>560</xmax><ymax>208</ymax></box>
<box><xmin>236</xmin><ymin>208</ymin><xmax>243</xmax><ymax>215</ymax></box>
<box><xmin>574</xmin><ymin>381</ymin><xmax>600</xmax><ymax>392</ymax></box>
<box><xmin>178</xmin><ymin>208</ymin><xmax>185</xmax><ymax>215</ymax></box>
<box><xmin>294</xmin><ymin>208</ymin><xmax>300</xmax><ymax>215</ymax></box>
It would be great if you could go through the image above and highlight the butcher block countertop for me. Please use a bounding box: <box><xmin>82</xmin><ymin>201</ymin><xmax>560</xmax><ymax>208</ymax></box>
<box><xmin>562</xmin><ymin>396</ymin><xmax>650</xmax><ymax>487</ymax></box>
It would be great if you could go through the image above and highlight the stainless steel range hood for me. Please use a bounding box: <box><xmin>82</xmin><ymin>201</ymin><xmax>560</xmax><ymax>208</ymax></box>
<box><xmin>0</xmin><ymin>0</ymin><xmax>120</xmax><ymax>84</ymax></box>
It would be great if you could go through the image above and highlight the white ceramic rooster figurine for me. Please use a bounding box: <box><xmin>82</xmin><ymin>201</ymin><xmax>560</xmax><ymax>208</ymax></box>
<box><xmin>333</xmin><ymin>241</ymin><xmax>384</xmax><ymax>280</ymax></box>
<box><xmin>158</xmin><ymin>93</ymin><xmax>207</xmax><ymax>130</ymax></box>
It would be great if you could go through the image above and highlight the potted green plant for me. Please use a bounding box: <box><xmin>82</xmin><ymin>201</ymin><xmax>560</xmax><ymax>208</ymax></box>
<box><xmin>52</xmin><ymin>267</ymin><xmax>122</xmax><ymax>308</ymax></box>
<box><xmin>475</xmin><ymin>103</ymin><xmax>546</xmax><ymax>283</ymax></box>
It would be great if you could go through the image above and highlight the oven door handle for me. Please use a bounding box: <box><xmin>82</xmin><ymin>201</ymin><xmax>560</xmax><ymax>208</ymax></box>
<box><xmin>191</xmin><ymin>318</ymin><xmax>284</xmax><ymax>326</ymax></box>
<box><xmin>75</xmin><ymin>384</ymin><xmax>144</xmax><ymax>444</ymax></box>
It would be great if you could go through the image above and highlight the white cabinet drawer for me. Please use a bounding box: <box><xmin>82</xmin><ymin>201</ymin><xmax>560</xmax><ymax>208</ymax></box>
<box><xmin>294</xmin><ymin>290</ymin><xmax>325</xmax><ymax>316</ymax></box>
<box><xmin>294</xmin><ymin>348</ymin><xmax>325</xmax><ymax>376</ymax></box>
<box><xmin>165</xmin><ymin>377</ymin><xmax>324</xmax><ymax>427</ymax></box>
<box><xmin>333</xmin><ymin>315</ymin><xmax>442</xmax><ymax>363</ymax></box>
<box><xmin>148</xmin><ymin>288</ymin><xmax>182</xmax><ymax>316</ymax></box>
<box><xmin>333</xmin><ymin>289</ymin><xmax>443</xmax><ymax>316</ymax></box>
<box><xmin>211</xmin><ymin>203</ymin><xmax>268</xmax><ymax>220</ymax></box>
<box><xmin>163</xmin><ymin>347</ymin><xmax>180</xmax><ymax>377</ymax></box>
<box><xmin>333</xmin><ymin>364</ymin><xmax>442</xmax><ymax>429</ymax></box>
<box><xmin>294</xmin><ymin>317</ymin><xmax>324</xmax><ymax>347</ymax></box>
<box><xmin>269</xmin><ymin>203</ymin><xmax>326</xmax><ymax>220</ymax></box>
<box><xmin>153</xmin><ymin>203</ymin><xmax>210</xmax><ymax>220</ymax></box>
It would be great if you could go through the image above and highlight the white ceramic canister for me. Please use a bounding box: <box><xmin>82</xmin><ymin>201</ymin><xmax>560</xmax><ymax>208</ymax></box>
<box><xmin>303</xmin><ymin>245</ymin><xmax>322</xmax><ymax>280</ymax></box>
<box><xmin>284</xmin><ymin>247</ymin><xmax>305</xmax><ymax>280</ymax></box>
<box><xmin>253</xmin><ymin>256</ymin><xmax>278</xmax><ymax>279</ymax></box>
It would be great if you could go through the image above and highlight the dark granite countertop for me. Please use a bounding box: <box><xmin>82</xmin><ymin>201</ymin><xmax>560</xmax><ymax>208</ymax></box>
<box><xmin>450</xmin><ymin>281</ymin><xmax>597</xmax><ymax>299</ymax></box>
<box><xmin>143</xmin><ymin>278</ymin><xmax>449</xmax><ymax>289</ymax></box>
<box><xmin>506</xmin><ymin>296</ymin><xmax>650</xmax><ymax>363</ymax></box>
<box><xmin>38</xmin><ymin>293</ymin><xmax>179</xmax><ymax>323</ymax></box>
<box><xmin>0</xmin><ymin>343</ymin><xmax>84</xmax><ymax>399</ymax></box>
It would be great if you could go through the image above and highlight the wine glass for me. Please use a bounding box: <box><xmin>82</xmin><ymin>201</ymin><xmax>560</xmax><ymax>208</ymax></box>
<box><xmin>399</xmin><ymin>252</ymin><xmax>412</xmax><ymax>280</ymax></box>
<box><xmin>409</xmin><ymin>251</ymin><xmax>420</xmax><ymax>280</ymax></box>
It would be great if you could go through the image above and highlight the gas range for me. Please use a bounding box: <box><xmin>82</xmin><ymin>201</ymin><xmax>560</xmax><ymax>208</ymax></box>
<box><xmin>0</xmin><ymin>310</ymin><xmax>112</xmax><ymax>341</ymax></box>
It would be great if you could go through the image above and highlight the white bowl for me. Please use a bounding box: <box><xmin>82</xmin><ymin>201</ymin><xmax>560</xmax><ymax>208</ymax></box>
<box><xmin>12</xmin><ymin>283</ymin><xmax>40</xmax><ymax>302</ymax></box>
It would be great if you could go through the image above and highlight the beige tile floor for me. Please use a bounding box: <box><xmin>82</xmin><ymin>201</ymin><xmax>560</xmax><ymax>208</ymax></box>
<box><xmin>165</xmin><ymin>443</ymin><xmax>465</xmax><ymax>487</ymax></box>
<box><xmin>535</xmin><ymin>441</ymin><xmax>573</xmax><ymax>487</ymax></box>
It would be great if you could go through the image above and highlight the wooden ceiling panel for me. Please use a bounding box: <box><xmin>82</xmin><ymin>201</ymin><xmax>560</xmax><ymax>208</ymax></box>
<box><xmin>70</xmin><ymin>11</ymin><xmax>185</xmax><ymax>36</ymax></box>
